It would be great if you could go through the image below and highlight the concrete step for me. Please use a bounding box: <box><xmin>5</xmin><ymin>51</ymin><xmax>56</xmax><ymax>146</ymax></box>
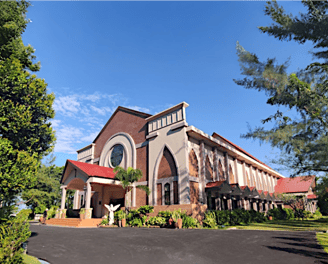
<box><xmin>46</xmin><ymin>218</ymin><xmax>103</xmax><ymax>227</ymax></box>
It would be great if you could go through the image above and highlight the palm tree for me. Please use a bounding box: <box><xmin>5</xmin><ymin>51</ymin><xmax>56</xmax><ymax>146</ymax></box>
<box><xmin>113</xmin><ymin>166</ymin><xmax>150</xmax><ymax>211</ymax></box>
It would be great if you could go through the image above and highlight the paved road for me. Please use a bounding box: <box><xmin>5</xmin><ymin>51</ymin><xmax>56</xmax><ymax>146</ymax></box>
<box><xmin>28</xmin><ymin>224</ymin><xmax>328</xmax><ymax>264</ymax></box>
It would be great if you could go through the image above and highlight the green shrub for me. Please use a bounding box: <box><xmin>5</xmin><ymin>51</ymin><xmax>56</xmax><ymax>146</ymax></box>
<box><xmin>215</xmin><ymin>210</ymin><xmax>229</xmax><ymax>225</ymax></box>
<box><xmin>313</xmin><ymin>209</ymin><xmax>323</xmax><ymax>219</ymax></box>
<box><xmin>47</xmin><ymin>206</ymin><xmax>59</xmax><ymax>219</ymax></box>
<box><xmin>294</xmin><ymin>208</ymin><xmax>305</xmax><ymax>219</ymax></box>
<box><xmin>100</xmin><ymin>218</ymin><xmax>109</xmax><ymax>225</ymax></box>
<box><xmin>182</xmin><ymin>215</ymin><xmax>199</xmax><ymax>228</ymax></box>
<box><xmin>130</xmin><ymin>218</ymin><xmax>143</xmax><ymax>227</ymax></box>
<box><xmin>158</xmin><ymin>210</ymin><xmax>173</xmax><ymax>220</ymax></box>
<box><xmin>203</xmin><ymin>211</ymin><xmax>218</xmax><ymax>229</ymax></box>
<box><xmin>0</xmin><ymin>210</ymin><xmax>31</xmax><ymax>264</ymax></box>
<box><xmin>138</xmin><ymin>206</ymin><xmax>154</xmax><ymax>215</ymax></box>
<box><xmin>283</xmin><ymin>208</ymin><xmax>295</xmax><ymax>220</ymax></box>
<box><xmin>116</xmin><ymin>210</ymin><xmax>127</xmax><ymax>220</ymax></box>
<box><xmin>147</xmin><ymin>216</ymin><xmax>166</xmax><ymax>226</ymax></box>
<box><xmin>171</xmin><ymin>209</ymin><xmax>183</xmax><ymax>222</ymax></box>
<box><xmin>303</xmin><ymin>210</ymin><xmax>312</xmax><ymax>219</ymax></box>
<box><xmin>249</xmin><ymin>210</ymin><xmax>266</xmax><ymax>223</ymax></box>
<box><xmin>267</xmin><ymin>208</ymin><xmax>287</xmax><ymax>220</ymax></box>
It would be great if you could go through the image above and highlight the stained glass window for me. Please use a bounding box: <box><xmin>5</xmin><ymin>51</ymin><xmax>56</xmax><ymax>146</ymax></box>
<box><xmin>110</xmin><ymin>145</ymin><xmax>124</xmax><ymax>167</ymax></box>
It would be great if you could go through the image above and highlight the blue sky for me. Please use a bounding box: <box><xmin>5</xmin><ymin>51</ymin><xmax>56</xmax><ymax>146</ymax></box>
<box><xmin>22</xmin><ymin>1</ymin><xmax>314</xmax><ymax>176</ymax></box>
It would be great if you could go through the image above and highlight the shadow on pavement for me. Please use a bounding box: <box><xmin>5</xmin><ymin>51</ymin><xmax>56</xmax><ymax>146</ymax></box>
<box><xmin>30</xmin><ymin>232</ymin><xmax>38</xmax><ymax>238</ymax></box>
<box><xmin>266</xmin><ymin>246</ymin><xmax>328</xmax><ymax>263</ymax></box>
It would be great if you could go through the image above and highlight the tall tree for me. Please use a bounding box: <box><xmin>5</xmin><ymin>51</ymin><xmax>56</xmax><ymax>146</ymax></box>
<box><xmin>0</xmin><ymin>0</ymin><xmax>55</xmax><ymax>217</ymax></box>
<box><xmin>234</xmin><ymin>0</ymin><xmax>328</xmax><ymax>176</ymax></box>
<box><xmin>21</xmin><ymin>160</ymin><xmax>63</xmax><ymax>214</ymax></box>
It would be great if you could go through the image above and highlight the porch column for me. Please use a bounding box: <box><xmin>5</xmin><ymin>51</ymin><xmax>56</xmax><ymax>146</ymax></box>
<box><xmin>73</xmin><ymin>190</ymin><xmax>79</xmax><ymax>210</ymax></box>
<box><xmin>227</xmin><ymin>197</ymin><xmax>232</xmax><ymax>210</ymax></box>
<box><xmin>215</xmin><ymin>197</ymin><xmax>221</xmax><ymax>210</ymax></box>
<box><xmin>60</xmin><ymin>185</ymin><xmax>67</xmax><ymax>219</ymax></box>
<box><xmin>85</xmin><ymin>182</ymin><xmax>93</xmax><ymax>219</ymax></box>
<box><xmin>132</xmin><ymin>184</ymin><xmax>136</xmax><ymax>207</ymax></box>
<box><xmin>60</xmin><ymin>186</ymin><xmax>67</xmax><ymax>210</ymax></box>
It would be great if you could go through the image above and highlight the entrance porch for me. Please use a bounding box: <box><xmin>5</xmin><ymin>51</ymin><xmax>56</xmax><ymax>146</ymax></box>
<box><xmin>52</xmin><ymin>160</ymin><xmax>134</xmax><ymax>227</ymax></box>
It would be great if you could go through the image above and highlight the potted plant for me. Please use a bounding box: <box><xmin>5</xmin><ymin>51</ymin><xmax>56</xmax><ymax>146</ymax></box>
<box><xmin>172</xmin><ymin>209</ymin><xmax>183</xmax><ymax>229</ymax></box>
<box><xmin>117</xmin><ymin>210</ymin><xmax>127</xmax><ymax>227</ymax></box>
<box><xmin>79</xmin><ymin>208</ymin><xmax>86</xmax><ymax>220</ymax></box>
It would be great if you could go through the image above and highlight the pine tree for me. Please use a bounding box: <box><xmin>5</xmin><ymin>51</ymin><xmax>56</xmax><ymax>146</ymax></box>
<box><xmin>234</xmin><ymin>0</ymin><xmax>328</xmax><ymax>176</ymax></box>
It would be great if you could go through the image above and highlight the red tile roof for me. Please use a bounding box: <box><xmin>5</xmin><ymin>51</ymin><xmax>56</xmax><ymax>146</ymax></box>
<box><xmin>240</xmin><ymin>186</ymin><xmax>248</xmax><ymax>190</ymax></box>
<box><xmin>275</xmin><ymin>175</ymin><xmax>315</xmax><ymax>194</ymax></box>
<box><xmin>206</xmin><ymin>181</ymin><xmax>225</xmax><ymax>188</ymax></box>
<box><xmin>307</xmin><ymin>194</ymin><xmax>317</xmax><ymax>199</ymax></box>
<box><xmin>212</xmin><ymin>132</ymin><xmax>273</xmax><ymax>171</ymax></box>
<box><xmin>67</xmin><ymin>159</ymin><xmax>116</xmax><ymax>179</ymax></box>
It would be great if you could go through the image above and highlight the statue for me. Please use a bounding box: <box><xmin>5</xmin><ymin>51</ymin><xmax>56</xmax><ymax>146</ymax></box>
<box><xmin>104</xmin><ymin>204</ymin><xmax>120</xmax><ymax>225</ymax></box>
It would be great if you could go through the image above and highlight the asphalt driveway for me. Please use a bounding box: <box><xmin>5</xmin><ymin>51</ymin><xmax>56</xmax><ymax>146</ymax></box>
<box><xmin>27</xmin><ymin>223</ymin><xmax>328</xmax><ymax>264</ymax></box>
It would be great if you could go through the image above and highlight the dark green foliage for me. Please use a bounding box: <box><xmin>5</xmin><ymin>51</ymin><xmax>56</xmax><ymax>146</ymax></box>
<box><xmin>0</xmin><ymin>210</ymin><xmax>31</xmax><ymax>263</ymax></box>
<box><xmin>234</xmin><ymin>0</ymin><xmax>328</xmax><ymax>176</ymax></box>
<box><xmin>313</xmin><ymin>209</ymin><xmax>323</xmax><ymax>219</ymax></box>
<box><xmin>203</xmin><ymin>211</ymin><xmax>218</xmax><ymax>228</ymax></box>
<box><xmin>268</xmin><ymin>208</ymin><xmax>296</xmax><ymax>220</ymax></box>
<box><xmin>215</xmin><ymin>210</ymin><xmax>229</xmax><ymax>225</ymax></box>
<box><xmin>129</xmin><ymin>218</ymin><xmax>143</xmax><ymax>227</ymax></box>
<box><xmin>137</xmin><ymin>205</ymin><xmax>154</xmax><ymax>215</ymax></box>
<box><xmin>22</xmin><ymin>158</ymin><xmax>64</xmax><ymax>214</ymax></box>
<box><xmin>100</xmin><ymin>218</ymin><xmax>109</xmax><ymax>226</ymax></box>
<box><xmin>157</xmin><ymin>210</ymin><xmax>173</xmax><ymax>221</ymax></box>
<box><xmin>316</xmin><ymin>175</ymin><xmax>328</xmax><ymax>215</ymax></box>
<box><xmin>182</xmin><ymin>215</ymin><xmax>199</xmax><ymax>228</ymax></box>
<box><xmin>0</xmin><ymin>0</ymin><xmax>55</xmax><ymax>218</ymax></box>
<box><xmin>146</xmin><ymin>216</ymin><xmax>166</xmax><ymax>227</ymax></box>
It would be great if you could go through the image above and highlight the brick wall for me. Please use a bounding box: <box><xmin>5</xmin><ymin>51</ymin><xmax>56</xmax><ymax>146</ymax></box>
<box><xmin>158</xmin><ymin>148</ymin><xmax>177</xmax><ymax>179</ymax></box>
<box><xmin>94</xmin><ymin>109</ymin><xmax>148</xmax><ymax>159</ymax></box>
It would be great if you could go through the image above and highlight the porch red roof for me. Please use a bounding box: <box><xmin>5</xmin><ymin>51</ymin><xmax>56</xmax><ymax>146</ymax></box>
<box><xmin>67</xmin><ymin>159</ymin><xmax>116</xmax><ymax>179</ymax></box>
<box><xmin>307</xmin><ymin>194</ymin><xmax>317</xmax><ymax>199</ymax></box>
<box><xmin>275</xmin><ymin>175</ymin><xmax>315</xmax><ymax>194</ymax></box>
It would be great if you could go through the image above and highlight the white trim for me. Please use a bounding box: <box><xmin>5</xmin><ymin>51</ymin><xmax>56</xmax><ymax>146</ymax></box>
<box><xmin>146</xmin><ymin>131</ymin><xmax>158</xmax><ymax>140</ymax></box>
<box><xmin>87</xmin><ymin>177</ymin><xmax>122</xmax><ymax>186</ymax></box>
<box><xmin>99</xmin><ymin>132</ymin><xmax>136</xmax><ymax>169</ymax></box>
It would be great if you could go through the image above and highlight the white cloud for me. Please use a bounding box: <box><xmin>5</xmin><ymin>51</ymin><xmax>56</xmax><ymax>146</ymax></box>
<box><xmin>81</xmin><ymin>131</ymin><xmax>99</xmax><ymax>143</ymax></box>
<box><xmin>53</xmin><ymin>95</ymin><xmax>80</xmax><ymax>116</ymax></box>
<box><xmin>123</xmin><ymin>105</ymin><xmax>150</xmax><ymax>113</ymax></box>
<box><xmin>50</xmin><ymin>120</ymin><xmax>61</xmax><ymax>127</ymax></box>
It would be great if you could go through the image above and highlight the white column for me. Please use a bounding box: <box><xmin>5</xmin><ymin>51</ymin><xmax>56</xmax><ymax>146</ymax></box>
<box><xmin>85</xmin><ymin>182</ymin><xmax>92</xmax><ymax>209</ymax></box>
<box><xmin>234</xmin><ymin>158</ymin><xmax>239</xmax><ymax>184</ymax></box>
<box><xmin>73</xmin><ymin>190</ymin><xmax>79</xmax><ymax>209</ymax></box>
<box><xmin>242</xmin><ymin>162</ymin><xmax>246</xmax><ymax>186</ymax></box>
<box><xmin>132</xmin><ymin>184</ymin><xmax>136</xmax><ymax>207</ymax></box>
<box><xmin>60</xmin><ymin>186</ymin><xmax>67</xmax><ymax>210</ymax></box>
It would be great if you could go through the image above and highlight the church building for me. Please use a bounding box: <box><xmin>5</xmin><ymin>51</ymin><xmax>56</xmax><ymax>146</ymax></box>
<box><xmin>56</xmin><ymin>102</ymin><xmax>317</xmax><ymax>224</ymax></box>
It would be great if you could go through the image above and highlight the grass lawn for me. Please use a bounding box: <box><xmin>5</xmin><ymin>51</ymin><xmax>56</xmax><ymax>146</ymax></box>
<box><xmin>317</xmin><ymin>233</ymin><xmax>328</xmax><ymax>254</ymax></box>
<box><xmin>231</xmin><ymin>217</ymin><xmax>328</xmax><ymax>232</ymax></box>
<box><xmin>22</xmin><ymin>254</ymin><xmax>40</xmax><ymax>264</ymax></box>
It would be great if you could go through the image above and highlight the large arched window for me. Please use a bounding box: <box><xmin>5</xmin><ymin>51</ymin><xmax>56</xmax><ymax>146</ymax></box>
<box><xmin>189</xmin><ymin>149</ymin><xmax>199</xmax><ymax>177</ymax></box>
<box><xmin>158</xmin><ymin>147</ymin><xmax>178</xmax><ymax>179</ymax></box>
<box><xmin>164</xmin><ymin>183</ymin><xmax>170</xmax><ymax>205</ymax></box>
<box><xmin>205</xmin><ymin>156</ymin><xmax>213</xmax><ymax>181</ymax></box>
<box><xmin>218</xmin><ymin>159</ymin><xmax>224</xmax><ymax>181</ymax></box>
